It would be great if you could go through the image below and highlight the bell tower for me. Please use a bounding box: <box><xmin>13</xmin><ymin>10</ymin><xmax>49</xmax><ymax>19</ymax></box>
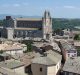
<box><xmin>42</xmin><ymin>10</ymin><xmax>52</xmax><ymax>40</ymax></box>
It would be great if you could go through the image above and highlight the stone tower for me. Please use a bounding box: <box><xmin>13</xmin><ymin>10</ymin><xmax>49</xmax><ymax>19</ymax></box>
<box><xmin>42</xmin><ymin>11</ymin><xmax>52</xmax><ymax>40</ymax></box>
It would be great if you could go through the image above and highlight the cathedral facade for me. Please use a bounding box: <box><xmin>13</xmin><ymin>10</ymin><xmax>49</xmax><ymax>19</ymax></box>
<box><xmin>2</xmin><ymin>11</ymin><xmax>53</xmax><ymax>40</ymax></box>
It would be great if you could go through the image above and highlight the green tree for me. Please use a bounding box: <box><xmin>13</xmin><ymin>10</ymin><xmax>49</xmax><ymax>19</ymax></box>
<box><xmin>0</xmin><ymin>20</ymin><xmax>3</xmax><ymax>26</ymax></box>
<box><xmin>74</xmin><ymin>34</ymin><xmax>80</xmax><ymax>40</ymax></box>
<box><xmin>0</xmin><ymin>50</ymin><xmax>3</xmax><ymax>54</ymax></box>
<box><xmin>22</xmin><ymin>40</ymin><xmax>33</xmax><ymax>53</ymax></box>
<box><xmin>27</xmin><ymin>42</ymin><xmax>32</xmax><ymax>52</ymax></box>
<box><xmin>23</xmin><ymin>42</ymin><xmax>32</xmax><ymax>53</ymax></box>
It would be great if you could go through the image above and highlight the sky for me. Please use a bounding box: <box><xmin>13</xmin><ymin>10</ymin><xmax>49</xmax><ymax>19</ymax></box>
<box><xmin>0</xmin><ymin>0</ymin><xmax>80</xmax><ymax>18</ymax></box>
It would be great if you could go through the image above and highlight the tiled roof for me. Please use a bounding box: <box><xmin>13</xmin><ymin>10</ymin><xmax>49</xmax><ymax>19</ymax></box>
<box><xmin>63</xmin><ymin>57</ymin><xmax>80</xmax><ymax>74</ymax></box>
<box><xmin>60</xmin><ymin>40</ymin><xmax>76</xmax><ymax>51</ymax></box>
<box><xmin>16</xmin><ymin>18</ymin><xmax>42</xmax><ymax>21</ymax></box>
<box><xmin>0</xmin><ymin>59</ymin><xmax>24</xmax><ymax>69</ymax></box>
<box><xmin>0</xmin><ymin>42</ymin><xmax>25</xmax><ymax>51</ymax></box>
<box><xmin>32</xmin><ymin>56</ymin><xmax>56</xmax><ymax>65</ymax></box>
<box><xmin>32</xmin><ymin>50</ymin><xmax>62</xmax><ymax>65</ymax></box>
<box><xmin>15</xmin><ymin>28</ymin><xmax>39</xmax><ymax>30</ymax></box>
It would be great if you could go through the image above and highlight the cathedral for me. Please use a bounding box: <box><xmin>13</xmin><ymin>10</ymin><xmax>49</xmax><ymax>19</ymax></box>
<box><xmin>1</xmin><ymin>11</ymin><xmax>53</xmax><ymax>40</ymax></box>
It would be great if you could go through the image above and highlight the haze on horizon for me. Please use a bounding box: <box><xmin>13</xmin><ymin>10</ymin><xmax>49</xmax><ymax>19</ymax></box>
<box><xmin>0</xmin><ymin>0</ymin><xmax>80</xmax><ymax>18</ymax></box>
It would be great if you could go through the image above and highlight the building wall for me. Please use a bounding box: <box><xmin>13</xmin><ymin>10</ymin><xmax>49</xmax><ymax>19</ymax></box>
<box><xmin>55</xmin><ymin>61</ymin><xmax>61</xmax><ymax>75</ymax></box>
<box><xmin>31</xmin><ymin>62</ymin><xmax>61</xmax><ymax>75</ymax></box>
<box><xmin>66</xmin><ymin>52</ymin><xmax>77</xmax><ymax>59</ymax></box>
<box><xmin>31</xmin><ymin>63</ymin><xmax>47</xmax><ymax>75</ymax></box>
<box><xmin>42</xmin><ymin>11</ymin><xmax>52</xmax><ymax>40</ymax></box>
<box><xmin>16</xmin><ymin>20</ymin><xmax>42</xmax><ymax>28</ymax></box>
<box><xmin>23</xmin><ymin>46</ymin><xmax>27</xmax><ymax>51</ymax></box>
<box><xmin>47</xmin><ymin>66</ymin><xmax>56</xmax><ymax>75</ymax></box>
<box><xmin>57</xmin><ymin>61</ymin><xmax>61</xmax><ymax>70</ymax></box>
<box><xmin>12</xmin><ymin>66</ymin><xmax>27</xmax><ymax>75</ymax></box>
<box><xmin>62</xmin><ymin>49</ymin><xmax>77</xmax><ymax>61</ymax></box>
<box><xmin>5</xmin><ymin>49</ymin><xmax>23</xmax><ymax>55</ymax></box>
<box><xmin>2</xmin><ymin>11</ymin><xmax>53</xmax><ymax>40</ymax></box>
<box><xmin>14</xmin><ymin>30</ymin><xmax>43</xmax><ymax>38</ymax></box>
<box><xmin>7</xmin><ymin>28</ymin><xmax>14</xmax><ymax>39</ymax></box>
<box><xmin>59</xmin><ymin>41</ymin><xmax>77</xmax><ymax>62</ymax></box>
<box><xmin>63</xmin><ymin>71</ymin><xmax>78</xmax><ymax>75</ymax></box>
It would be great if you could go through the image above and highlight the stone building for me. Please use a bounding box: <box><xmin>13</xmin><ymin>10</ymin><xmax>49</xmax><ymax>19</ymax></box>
<box><xmin>0</xmin><ymin>59</ymin><xmax>25</xmax><ymax>75</ymax></box>
<box><xmin>31</xmin><ymin>50</ymin><xmax>62</xmax><ymax>75</ymax></box>
<box><xmin>1</xmin><ymin>11</ymin><xmax>53</xmax><ymax>41</ymax></box>
<box><xmin>59</xmin><ymin>40</ymin><xmax>77</xmax><ymax>63</ymax></box>
<box><xmin>0</xmin><ymin>41</ymin><xmax>27</xmax><ymax>55</ymax></box>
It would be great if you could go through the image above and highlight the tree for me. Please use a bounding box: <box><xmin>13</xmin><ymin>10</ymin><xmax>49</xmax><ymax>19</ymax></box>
<box><xmin>27</xmin><ymin>42</ymin><xmax>32</xmax><ymax>52</ymax></box>
<box><xmin>74</xmin><ymin>34</ymin><xmax>80</xmax><ymax>40</ymax></box>
<box><xmin>54</xmin><ymin>29</ymin><xmax>63</xmax><ymax>36</ymax></box>
<box><xmin>0</xmin><ymin>20</ymin><xmax>3</xmax><ymax>26</ymax></box>
<box><xmin>0</xmin><ymin>50</ymin><xmax>3</xmax><ymax>54</ymax></box>
<box><xmin>21</xmin><ymin>40</ymin><xmax>33</xmax><ymax>53</ymax></box>
<box><xmin>23</xmin><ymin>42</ymin><xmax>32</xmax><ymax>53</ymax></box>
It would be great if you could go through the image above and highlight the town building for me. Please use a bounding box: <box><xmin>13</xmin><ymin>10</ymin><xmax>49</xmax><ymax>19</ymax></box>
<box><xmin>0</xmin><ymin>41</ymin><xmax>27</xmax><ymax>55</ymax></box>
<box><xmin>53</xmin><ymin>29</ymin><xmax>74</xmax><ymax>41</ymax></box>
<box><xmin>0</xmin><ymin>59</ymin><xmax>25</xmax><ymax>75</ymax></box>
<box><xmin>31</xmin><ymin>50</ymin><xmax>62</xmax><ymax>75</ymax></box>
<box><xmin>59</xmin><ymin>40</ymin><xmax>77</xmax><ymax>61</ymax></box>
<box><xmin>74</xmin><ymin>40</ymin><xmax>80</xmax><ymax>48</ymax></box>
<box><xmin>62</xmin><ymin>29</ymin><xmax>74</xmax><ymax>39</ymax></box>
<box><xmin>1</xmin><ymin>11</ymin><xmax>52</xmax><ymax>41</ymax></box>
<box><xmin>63</xmin><ymin>57</ymin><xmax>80</xmax><ymax>75</ymax></box>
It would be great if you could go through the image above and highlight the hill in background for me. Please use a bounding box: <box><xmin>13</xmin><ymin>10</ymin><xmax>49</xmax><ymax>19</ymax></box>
<box><xmin>53</xmin><ymin>18</ymin><xmax>80</xmax><ymax>30</ymax></box>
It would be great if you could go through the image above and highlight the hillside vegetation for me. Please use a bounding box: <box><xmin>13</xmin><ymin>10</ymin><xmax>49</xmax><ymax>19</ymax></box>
<box><xmin>53</xmin><ymin>18</ymin><xmax>80</xmax><ymax>30</ymax></box>
<box><xmin>0</xmin><ymin>20</ymin><xmax>3</xmax><ymax>26</ymax></box>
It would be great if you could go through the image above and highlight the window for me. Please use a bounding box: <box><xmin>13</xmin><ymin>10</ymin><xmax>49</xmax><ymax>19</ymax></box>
<box><xmin>40</xmin><ymin>68</ymin><xmax>42</xmax><ymax>72</ymax></box>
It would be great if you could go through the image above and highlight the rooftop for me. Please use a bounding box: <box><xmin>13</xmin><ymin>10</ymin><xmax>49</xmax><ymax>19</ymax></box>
<box><xmin>0</xmin><ymin>67</ymin><xmax>20</xmax><ymax>75</ymax></box>
<box><xmin>63</xmin><ymin>57</ymin><xmax>80</xmax><ymax>74</ymax></box>
<box><xmin>0</xmin><ymin>42</ymin><xmax>26</xmax><ymax>51</ymax></box>
<box><xmin>20</xmin><ymin>52</ymin><xmax>35</xmax><ymax>66</ymax></box>
<box><xmin>32</xmin><ymin>42</ymin><xmax>51</xmax><ymax>48</ymax></box>
<box><xmin>32</xmin><ymin>50</ymin><xmax>62</xmax><ymax>66</ymax></box>
<box><xmin>16</xmin><ymin>18</ymin><xmax>42</xmax><ymax>21</ymax></box>
<box><xmin>15</xmin><ymin>28</ymin><xmax>39</xmax><ymax>30</ymax></box>
<box><xmin>32</xmin><ymin>57</ymin><xmax>56</xmax><ymax>66</ymax></box>
<box><xmin>0</xmin><ymin>59</ymin><xmax>24</xmax><ymax>69</ymax></box>
<box><xmin>60</xmin><ymin>40</ymin><xmax>76</xmax><ymax>51</ymax></box>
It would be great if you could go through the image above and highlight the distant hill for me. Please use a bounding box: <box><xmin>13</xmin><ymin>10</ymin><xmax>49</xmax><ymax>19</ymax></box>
<box><xmin>52</xmin><ymin>18</ymin><xmax>80</xmax><ymax>30</ymax></box>
<box><xmin>0</xmin><ymin>14</ymin><xmax>41</xmax><ymax>20</ymax></box>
